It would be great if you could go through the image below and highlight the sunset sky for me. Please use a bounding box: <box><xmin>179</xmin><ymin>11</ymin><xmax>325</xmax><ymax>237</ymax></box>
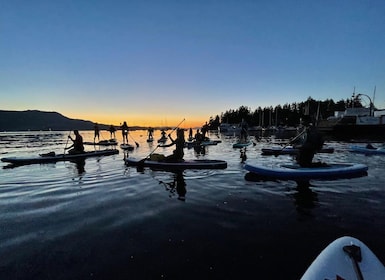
<box><xmin>1</xmin><ymin>0</ymin><xmax>384</xmax><ymax>128</ymax></box>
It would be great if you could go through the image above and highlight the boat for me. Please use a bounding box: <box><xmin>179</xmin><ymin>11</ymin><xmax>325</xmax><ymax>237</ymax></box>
<box><xmin>120</xmin><ymin>143</ymin><xmax>135</xmax><ymax>151</ymax></box>
<box><xmin>125</xmin><ymin>157</ymin><xmax>227</xmax><ymax>170</ymax></box>
<box><xmin>233</xmin><ymin>141</ymin><xmax>253</xmax><ymax>148</ymax></box>
<box><xmin>84</xmin><ymin>139</ymin><xmax>118</xmax><ymax>146</ymax></box>
<box><xmin>261</xmin><ymin>146</ymin><xmax>334</xmax><ymax>156</ymax></box>
<box><xmin>300</xmin><ymin>236</ymin><xmax>385</xmax><ymax>280</ymax></box>
<box><xmin>1</xmin><ymin>149</ymin><xmax>119</xmax><ymax>166</ymax></box>
<box><xmin>244</xmin><ymin>162</ymin><xmax>368</xmax><ymax>180</ymax></box>
<box><xmin>219</xmin><ymin>123</ymin><xmax>241</xmax><ymax>135</ymax></box>
<box><xmin>349</xmin><ymin>145</ymin><xmax>385</xmax><ymax>155</ymax></box>
<box><xmin>317</xmin><ymin>91</ymin><xmax>385</xmax><ymax>140</ymax></box>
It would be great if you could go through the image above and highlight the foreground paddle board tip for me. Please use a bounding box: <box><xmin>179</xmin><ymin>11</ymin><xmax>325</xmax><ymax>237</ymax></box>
<box><xmin>300</xmin><ymin>236</ymin><xmax>385</xmax><ymax>280</ymax></box>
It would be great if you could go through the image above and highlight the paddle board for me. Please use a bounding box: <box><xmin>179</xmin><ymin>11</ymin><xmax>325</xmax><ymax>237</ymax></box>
<box><xmin>301</xmin><ymin>236</ymin><xmax>385</xmax><ymax>280</ymax></box>
<box><xmin>349</xmin><ymin>145</ymin><xmax>385</xmax><ymax>155</ymax></box>
<box><xmin>125</xmin><ymin>157</ymin><xmax>227</xmax><ymax>170</ymax></box>
<box><xmin>83</xmin><ymin>139</ymin><xmax>118</xmax><ymax>146</ymax></box>
<box><xmin>1</xmin><ymin>149</ymin><xmax>119</xmax><ymax>166</ymax></box>
<box><xmin>157</xmin><ymin>137</ymin><xmax>168</xmax><ymax>143</ymax></box>
<box><xmin>233</xmin><ymin>141</ymin><xmax>253</xmax><ymax>148</ymax></box>
<box><xmin>120</xmin><ymin>144</ymin><xmax>135</xmax><ymax>151</ymax></box>
<box><xmin>244</xmin><ymin>162</ymin><xmax>368</xmax><ymax>180</ymax></box>
<box><xmin>261</xmin><ymin>146</ymin><xmax>334</xmax><ymax>155</ymax></box>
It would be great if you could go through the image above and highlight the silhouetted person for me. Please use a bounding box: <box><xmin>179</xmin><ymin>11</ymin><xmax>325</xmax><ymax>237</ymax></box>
<box><xmin>121</xmin><ymin>121</ymin><xmax>129</xmax><ymax>144</ymax></box>
<box><xmin>147</xmin><ymin>127</ymin><xmax>154</xmax><ymax>141</ymax></box>
<box><xmin>201</xmin><ymin>122</ymin><xmax>209</xmax><ymax>138</ymax></box>
<box><xmin>66</xmin><ymin>130</ymin><xmax>84</xmax><ymax>154</ymax></box>
<box><xmin>162</xmin><ymin>128</ymin><xmax>185</xmax><ymax>162</ymax></box>
<box><xmin>296</xmin><ymin>125</ymin><xmax>324</xmax><ymax>167</ymax></box>
<box><xmin>109</xmin><ymin>125</ymin><xmax>116</xmax><ymax>139</ymax></box>
<box><xmin>94</xmin><ymin>123</ymin><xmax>100</xmax><ymax>142</ymax></box>
<box><xmin>194</xmin><ymin>129</ymin><xmax>203</xmax><ymax>144</ymax></box>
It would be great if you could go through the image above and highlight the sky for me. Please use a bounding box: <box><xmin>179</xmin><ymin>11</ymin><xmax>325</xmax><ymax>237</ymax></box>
<box><xmin>1</xmin><ymin>0</ymin><xmax>384</xmax><ymax>128</ymax></box>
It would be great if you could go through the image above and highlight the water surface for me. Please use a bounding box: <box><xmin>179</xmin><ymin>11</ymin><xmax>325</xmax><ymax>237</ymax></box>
<box><xmin>1</xmin><ymin>130</ymin><xmax>384</xmax><ymax>279</ymax></box>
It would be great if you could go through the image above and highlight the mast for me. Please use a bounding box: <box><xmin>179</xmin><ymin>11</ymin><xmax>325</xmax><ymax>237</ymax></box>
<box><xmin>373</xmin><ymin>86</ymin><xmax>376</xmax><ymax>107</ymax></box>
<box><xmin>315</xmin><ymin>101</ymin><xmax>321</xmax><ymax>126</ymax></box>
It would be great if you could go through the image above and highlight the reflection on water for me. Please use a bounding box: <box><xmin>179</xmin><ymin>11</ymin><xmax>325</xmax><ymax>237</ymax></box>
<box><xmin>291</xmin><ymin>181</ymin><xmax>319</xmax><ymax>216</ymax></box>
<box><xmin>157</xmin><ymin>171</ymin><xmax>187</xmax><ymax>201</ymax></box>
<box><xmin>1</xmin><ymin>131</ymin><xmax>385</xmax><ymax>279</ymax></box>
<box><xmin>73</xmin><ymin>159</ymin><xmax>86</xmax><ymax>175</ymax></box>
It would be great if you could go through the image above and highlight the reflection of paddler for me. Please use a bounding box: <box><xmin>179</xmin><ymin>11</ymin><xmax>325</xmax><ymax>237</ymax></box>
<box><xmin>159</xmin><ymin>171</ymin><xmax>187</xmax><ymax>201</ymax></box>
<box><xmin>175</xmin><ymin>171</ymin><xmax>186</xmax><ymax>201</ymax></box>
<box><xmin>74</xmin><ymin>159</ymin><xmax>86</xmax><ymax>175</ymax></box>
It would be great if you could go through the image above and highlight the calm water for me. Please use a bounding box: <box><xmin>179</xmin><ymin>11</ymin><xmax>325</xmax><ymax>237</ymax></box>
<box><xmin>1</xmin><ymin>130</ymin><xmax>385</xmax><ymax>279</ymax></box>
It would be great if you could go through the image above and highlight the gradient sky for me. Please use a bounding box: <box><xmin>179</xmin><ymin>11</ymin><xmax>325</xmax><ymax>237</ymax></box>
<box><xmin>1</xmin><ymin>0</ymin><xmax>384</xmax><ymax>128</ymax></box>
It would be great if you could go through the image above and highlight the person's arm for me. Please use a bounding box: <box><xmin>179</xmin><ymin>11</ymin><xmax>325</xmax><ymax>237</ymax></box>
<box><xmin>160</xmin><ymin>135</ymin><xmax>175</xmax><ymax>148</ymax></box>
<box><xmin>168</xmin><ymin>134</ymin><xmax>175</xmax><ymax>142</ymax></box>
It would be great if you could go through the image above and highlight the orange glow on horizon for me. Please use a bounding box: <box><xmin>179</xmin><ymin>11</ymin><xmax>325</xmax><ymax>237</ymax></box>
<box><xmin>68</xmin><ymin>112</ymin><xmax>209</xmax><ymax>129</ymax></box>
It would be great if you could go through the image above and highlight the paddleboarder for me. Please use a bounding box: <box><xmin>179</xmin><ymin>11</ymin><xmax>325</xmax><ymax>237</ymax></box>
<box><xmin>109</xmin><ymin>125</ymin><xmax>116</xmax><ymax>139</ymax></box>
<box><xmin>66</xmin><ymin>130</ymin><xmax>84</xmax><ymax>155</ymax></box>
<box><xmin>162</xmin><ymin>128</ymin><xmax>185</xmax><ymax>162</ymax></box>
<box><xmin>296</xmin><ymin>124</ymin><xmax>324</xmax><ymax>167</ymax></box>
<box><xmin>94</xmin><ymin>123</ymin><xmax>100</xmax><ymax>143</ymax></box>
<box><xmin>147</xmin><ymin>127</ymin><xmax>154</xmax><ymax>141</ymax></box>
<box><xmin>121</xmin><ymin>121</ymin><xmax>129</xmax><ymax>144</ymax></box>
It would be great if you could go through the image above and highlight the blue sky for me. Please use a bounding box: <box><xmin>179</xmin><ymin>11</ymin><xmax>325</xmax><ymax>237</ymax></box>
<box><xmin>1</xmin><ymin>0</ymin><xmax>384</xmax><ymax>127</ymax></box>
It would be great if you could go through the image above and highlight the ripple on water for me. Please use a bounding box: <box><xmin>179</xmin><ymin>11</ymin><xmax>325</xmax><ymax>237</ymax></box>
<box><xmin>2</xmin><ymin>132</ymin><xmax>385</xmax><ymax>279</ymax></box>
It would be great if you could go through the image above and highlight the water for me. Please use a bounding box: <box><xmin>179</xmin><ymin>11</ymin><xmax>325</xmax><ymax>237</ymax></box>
<box><xmin>1</xmin><ymin>130</ymin><xmax>385</xmax><ymax>279</ymax></box>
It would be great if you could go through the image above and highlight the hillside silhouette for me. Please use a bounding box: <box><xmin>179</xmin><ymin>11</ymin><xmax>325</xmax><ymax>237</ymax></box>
<box><xmin>0</xmin><ymin>110</ymin><xmax>103</xmax><ymax>131</ymax></box>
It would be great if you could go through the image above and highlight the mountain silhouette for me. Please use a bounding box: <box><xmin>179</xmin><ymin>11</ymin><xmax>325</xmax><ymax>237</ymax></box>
<box><xmin>0</xmin><ymin>110</ymin><xmax>103</xmax><ymax>131</ymax></box>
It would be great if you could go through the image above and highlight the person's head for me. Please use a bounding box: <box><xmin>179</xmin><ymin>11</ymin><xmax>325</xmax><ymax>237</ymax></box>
<box><xmin>74</xmin><ymin>130</ymin><xmax>79</xmax><ymax>135</ymax></box>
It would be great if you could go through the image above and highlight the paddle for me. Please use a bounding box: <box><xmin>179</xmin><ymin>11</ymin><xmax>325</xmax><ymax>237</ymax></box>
<box><xmin>137</xmin><ymin>118</ymin><xmax>185</xmax><ymax>165</ymax></box>
<box><xmin>167</xmin><ymin>118</ymin><xmax>186</xmax><ymax>137</ymax></box>
<box><xmin>343</xmin><ymin>244</ymin><xmax>364</xmax><ymax>280</ymax></box>
<box><xmin>129</xmin><ymin>133</ymin><xmax>139</xmax><ymax>147</ymax></box>
<box><xmin>63</xmin><ymin>131</ymin><xmax>71</xmax><ymax>154</ymax></box>
<box><xmin>272</xmin><ymin>127</ymin><xmax>307</xmax><ymax>157</ymax></box>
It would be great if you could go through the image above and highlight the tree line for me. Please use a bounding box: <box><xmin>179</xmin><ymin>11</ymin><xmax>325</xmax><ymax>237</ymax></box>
<box><xmin>206</xmin><ymin>96</ymin><xmax>368</xmax><ymax>129</ymax></box>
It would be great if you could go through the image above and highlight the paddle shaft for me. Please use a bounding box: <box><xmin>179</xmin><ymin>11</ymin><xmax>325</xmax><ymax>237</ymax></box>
<box><xmin>128</xmin><ymin>133</ymin><xmax>139</xmax><ymax>147</ymax></box>
<box><xmin>64</xmin><ymin>131</ymin><xmax>71</xmax><ymax>153</ymax></box>
<box><xmin>343</xmin><ymin>245</ymin><xmax>364</xmax><ymax>280</ymax></box>
<box><xmin>169</xmin><ymin>118</ymin><xmax>185</xmax><ymax>136</ymax></box>
<box><xmin>274</xmin><ymin>127</ymin><xmax>307</xmax><ymax>156</ymax></box>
